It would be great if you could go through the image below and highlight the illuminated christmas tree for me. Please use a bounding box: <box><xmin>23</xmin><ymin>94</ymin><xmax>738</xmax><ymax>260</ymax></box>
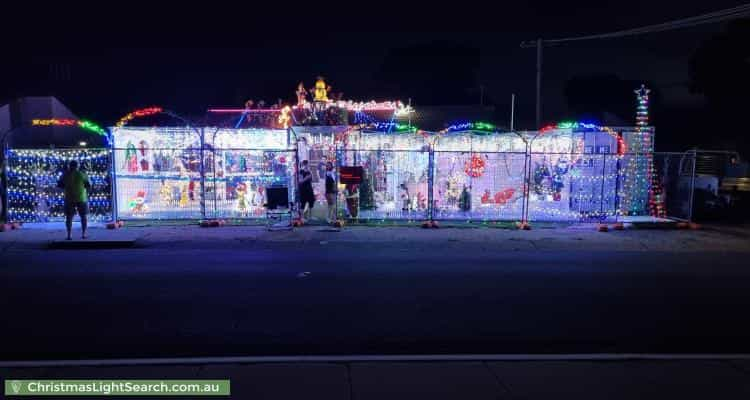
<box><xmin>619</xmin><ymin>84</ymin><xmax>654</xmax><ymax>216</ymax></box>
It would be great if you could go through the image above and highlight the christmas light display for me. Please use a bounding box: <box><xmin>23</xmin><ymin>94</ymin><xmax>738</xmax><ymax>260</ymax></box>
<box><xmin>635</xmin><ymin>85</ymin><xmax>650</xmax><ymax>127</ymax></box>
<box><xmin>108</xmin><ymin>117</ymin><xmax>652</xmax><ymax>222</ymax></box>
<box><xmin>618</xmin><ymin>86</ymin><xmax>654</xmax><ymax>216</ymax></box>
<box><xmin>115</xmin><ymin>107</ymin><xmax>163</xmax><ymax>128</ymax></box>
<box><xmin>632</xmin><ymin>85</ymin><xmax>665</xmax><ymax>218</ymax></box>
<box><xmin>337</xmin><ymin>124</ymin><xmax>628</xmax><ymax>221</ymax></box>
<box><xmin>539</xmin><ymin>121</ymin><xmax>625</xmax><ymax>155</ymax></box>
<box><xmin>32</xmin><ymin>118</ymin><xmax>108</xmax><ymax>137</ymax></box>
<box><xmin>464</xmin><ymin>154</ymin><xmax>486</xmax><ymax>178</ymax></box>
<box><xmin>210</xmin><ymin>101</ymin><xmax>411</xmax><ymax>115</ymax></box>
<box><xmin>112</xmin><ymin>126</ymin><xmax>295</xmax><ymax>219</ymax></box>
<box><xmin>366</xmin><ymin>122</ymin><xmax>418</xmax><ymax>133</ymax></box>
<box><xmin>6</xmin><ymin>149</ymin><xmax>112</xmax><ymax>222</ymax></box>
<box><xmin>278</xmin><ymin>106</ymin><xmax>292</xmax><ymax>129</ymax></box>
<box><xmin>113</xmin><ymin>126</ymin><xmax>202</xmax><ymax>219</ymax></box>
<box><xmin>444</xmin><ymin>121</ymin><xmax>497</xmax><ymax>133</ymax></box>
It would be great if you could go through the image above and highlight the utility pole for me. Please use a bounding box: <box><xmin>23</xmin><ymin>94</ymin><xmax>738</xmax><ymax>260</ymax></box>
<box><xmin>510</xmin><ymin>93</ymin><xmax>516</xmax><ymax>131</ymax></box>
<box><xmin>520</xmin><ymin>38</ymin><xmax>544</xmax><ymax>129</ymax></box>
<box><xmin>535</xmin><ymin>38</ymin><xmax>543</xmax><ymax>130</ymax></box>
<box><xmin>520</xmin><ymin>5</ymin><xmax>750</xmax><ymax>131</ymax></box>
<box><xmin>408</xmin><ymin>98</ymin><xmax>412</xmax><ymax>128</ymax></box>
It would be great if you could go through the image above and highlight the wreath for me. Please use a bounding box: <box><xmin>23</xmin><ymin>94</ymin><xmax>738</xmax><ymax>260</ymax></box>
<box><xmin>464</xmin><ymin>154</ymin><xmax>485</xmax><ymax>178</ymax></box>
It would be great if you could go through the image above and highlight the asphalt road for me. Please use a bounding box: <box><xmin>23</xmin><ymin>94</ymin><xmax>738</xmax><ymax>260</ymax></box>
<box><xmin>2</xmin><ymin>241</ymin><xmax>750</xmax><ymax>360</ymax></box>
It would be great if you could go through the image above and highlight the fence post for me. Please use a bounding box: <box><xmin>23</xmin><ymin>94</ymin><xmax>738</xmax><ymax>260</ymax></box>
<box><xmin>198</xmin><ymin>127</ymin><xmax>206</xmax><ymax>220</ymax></box>
<box><xmin>522</xmin><ymin>142</ymin><xmax>531</xmax><ymax>223</ymax></box>
<box><xmin>428</xmin><ymin>146</ymin><xmax>435</xmax><ymax>221</ymax></box>
<box><xmin>109</xmin><ymin>145</ymin><xmax>118</xmax><ymax>222</ymax></box>
<box><xmin>600</xmin><ymin>153</ymin><xmax>607</xmax><ymax>218</ymax></box>
<box><xmin>687</xmin><ymin>149</ymin><xmax>697</xmax><ymax>222</ymax></box>
<box><xmin>2</xmin><ymin>141</ymin><xmax>8</xmax><ymax>222</ymax></box>
<box><xmin>291</xmin><ymin>127</ymin><xmax>301</xmax><ymax>221</ymax></box>
<box><xmin>614</xmin><ymin>151</ymin><xmax>622</xmax><ymax>221</ymax></box>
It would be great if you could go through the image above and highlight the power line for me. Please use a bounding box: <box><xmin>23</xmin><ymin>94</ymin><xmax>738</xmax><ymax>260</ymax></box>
<box><xmin>520</xmin><ymin>5</ymin><xmax>750</xmax><ymax>129</ymax></box>
<box><xmin>521</xmin><ymin>4</ymin><xmax>750</xmax><ymax>47</ymax></box>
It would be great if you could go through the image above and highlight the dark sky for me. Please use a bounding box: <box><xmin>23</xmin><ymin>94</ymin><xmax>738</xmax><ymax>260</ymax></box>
<box><xmin>1</xmin><ymin>1</ymin><xmax>746</xmax><ymax>130</ymax></box>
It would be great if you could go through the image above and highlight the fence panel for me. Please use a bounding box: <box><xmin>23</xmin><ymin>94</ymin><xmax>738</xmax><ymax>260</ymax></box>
<box><xmin>433</xmin><ymin>151</ymin><xmax>526</xmax><ymax>221</ymax></box>
<box><xmin>526</xmin><ymin>152</ymin><xmax>575</xmax><ymax>221</ymax></box>
<box><xmin>338</xmin><ymin>149</ymin><xmax>430</xmax><ymax>220</ymax></box>
<box><xmin>569</xmin><ymin>153</ymin><xmax>619</xmax><ymax>221</ymax></box>
<box><xmin>205</xmin><ymin>148</ymin><xmax>296</xmax><ymax>219</ymax></box>
<box><xmin>5</xmin><ymin>148</ymin><xmax>113</xmax><ymax>222</ymax></box>
<box><xmin>113</xmin><ymin>146</ymin><xmax>204</xmax><ymax>219</ymax></box>
<box><xmin>18</xmin><ymin>130</ymin><xmax>665</xmax><ymax>223</ymax></box>
<box><xmin>112</xmin><ymin>127</ymin><xmax>205</xmax><ymax>220</ymax></box>
<box><xmin>652</xmin><ymin>152</ymin><xmax>695</xmax><ymax>221</ymax></box>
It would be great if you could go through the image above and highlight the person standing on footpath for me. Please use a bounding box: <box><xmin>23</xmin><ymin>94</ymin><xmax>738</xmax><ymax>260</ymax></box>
<box><xmin>298</xmin><ymin>160</ymin><xmax>315</xmax><ymax>222</ymax></box>
<box><xmin>58</xmin><ymin>160</ymin><xmax>91</xmax><ymax>240</ymax></box>
<box><xmin>325</xmin><ymin>161</ymin><xmax>338</xmax><ymax>223</ymax></box>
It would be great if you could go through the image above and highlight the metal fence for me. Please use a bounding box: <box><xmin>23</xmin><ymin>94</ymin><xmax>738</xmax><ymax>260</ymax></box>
<box><xmin>334</xmin><ymin>149</ymin><xmax>673</xmax><ymax>222</ymax></box>
<box><xmin>652</xmin><ymin>151</ymin><xmax>696</xmax><ymax>221</ymax></box>
<box><xmin>4</xmin><ymin>145</ymin><xmax>697</xmax><ymax>223</ymax></box>
<box><xmin>112</xmin><ymin>146</ymin><xmax>295</xmax><ymax>220</ymax></box>
<box><xmin>4</xmin><ymin>148</ymin><xmax>114</xmax><ymax>222</ymax></box>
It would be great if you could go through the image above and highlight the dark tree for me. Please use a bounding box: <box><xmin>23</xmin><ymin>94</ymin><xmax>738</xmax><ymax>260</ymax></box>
<box><xmin>690</xmin><ymin>19</ymin><xmax>750</xmax><ymax>117</ymax></box>
<box><xmin>687</xmin><ymin>18</ymin><xmax>750</xmax><ymax>154</ymax></box>
<box><xmin>690</xmin><ymin>19</ymin><xmax>750</xmax><ymax>102</ymax></box>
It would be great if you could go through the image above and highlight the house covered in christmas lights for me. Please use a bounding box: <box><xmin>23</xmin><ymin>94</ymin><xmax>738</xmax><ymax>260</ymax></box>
<box><xmin>2</xmin><ymin>81</ymin><xmax>658</xmax><ymax>224</ymax></box>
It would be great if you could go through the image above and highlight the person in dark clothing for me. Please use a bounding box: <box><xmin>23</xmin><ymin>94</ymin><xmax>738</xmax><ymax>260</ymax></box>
<box><xmin>325</xmin><ymin>161</ymin><xmax>337</xmax><ymax>223</ymax></box>
<box><xmin>298</xmin><ymin>160</ymin><xmax>315</xmax><ymax>221</ymax></box>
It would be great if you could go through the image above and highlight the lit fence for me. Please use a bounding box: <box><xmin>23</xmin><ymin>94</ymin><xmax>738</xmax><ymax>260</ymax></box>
<box><xmin>3</xmin><ymin>144</ymin><xmax>696</xmax><ymax>223</ymax></box>
<box><xmin>5</xmin><ymin>148</ymin><xmax>113</xmax><ymax>222</ymax></box>
<box><xmin>432</xmin><ymin>151</ymin><xmax>526</xmax><ymax>221</ymax></box>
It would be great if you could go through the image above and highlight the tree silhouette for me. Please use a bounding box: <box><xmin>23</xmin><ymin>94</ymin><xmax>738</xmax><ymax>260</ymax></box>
<box><xmin>689</xmin><ymin>18</ymin><xmax>750</xmax><ymax>153</ymax></box>
<box><xmin>690</xmin><ymin>19</ymin><xmax>750</xmax><ymax>113</ymax></box>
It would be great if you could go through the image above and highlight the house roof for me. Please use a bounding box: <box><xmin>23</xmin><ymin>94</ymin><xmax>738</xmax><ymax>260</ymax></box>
<box><xmin>1</xmin><ymin>97</ymin><xmax>108</xmax><ymax>148</ymax></box>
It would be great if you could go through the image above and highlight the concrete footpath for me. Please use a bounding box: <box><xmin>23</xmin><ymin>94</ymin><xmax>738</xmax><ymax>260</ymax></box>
<box><xmin>3</xmin><ymin>358</ymin><xmax>750</xmax><ymax>399</ymax></box>
<box><xmin>2</xmin><ymin>221</ymin><xmax>750</xmax><ymax>253</ymax></box>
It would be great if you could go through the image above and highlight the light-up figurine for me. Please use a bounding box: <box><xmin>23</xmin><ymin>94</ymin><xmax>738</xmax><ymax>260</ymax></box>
<box><xmin>312</xmin><ymin>76</ymin><xmax>331</xmax><ymax>102</ymax></box>
<box><xmin>277</xmin><ymin>105</ymin><xmax>292</xmax><ymax>129</ymax></box>
<box><xmin>296</xmin><ymin>83</ymin><xmax>307</xmax><ymax>106</ymax></box>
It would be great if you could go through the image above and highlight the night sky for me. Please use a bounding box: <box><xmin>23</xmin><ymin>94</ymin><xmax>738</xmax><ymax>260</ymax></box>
<box><xmin>1</xmin><ymin>1</ymin><xmax>747</xmax><ymax>150</ymax></box>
